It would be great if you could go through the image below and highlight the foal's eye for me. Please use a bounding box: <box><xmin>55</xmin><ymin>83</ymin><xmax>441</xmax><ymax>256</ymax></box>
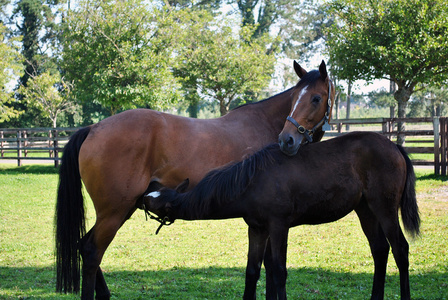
<box><xmin>312</xmin><ymin>96</ymin><xmax>321</xmax><ymax>104</ymax></box>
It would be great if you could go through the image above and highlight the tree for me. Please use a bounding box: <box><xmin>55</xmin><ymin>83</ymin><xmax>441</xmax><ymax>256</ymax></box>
<box><xmin>367</xmin><ymin>89</ymin><xmax>395</xmax><ymax>109</ymax></box>
<box><xmin>8</xmin><ymin>0</ymin><xmax>65</xmax><ymax>127</ymax></box>
<box><xmin>61</xmin><ymin>0</ymin><xmax>181</xmax><ymax>115</ymax></box>
<box><xmin>175</xmin><ymin>20</ymin><xmax>277</xmax><ymax>116</ymax></box>
<box><xmin>0</xmin><ymin>23</ymin><xmax>23</xmax><ymax>123</ymax></box>
<box><xmin>18</xmin><ymin>70</ymin><xmax>77</xmax><ymax>127</ymax></box>
<box><xmin>325</xmin><ymin>0</ymin><xmax>448</xmax><ymax>144</ymax></box>
<box><xmin>408</xmin><ymin>86</ymin><xmax>447</xmax><ymax>117</ymax></box>
<box><xmin>12</xmin><ymin>0</ymin><xmax>63</xmax><ymax>87</ymax></box>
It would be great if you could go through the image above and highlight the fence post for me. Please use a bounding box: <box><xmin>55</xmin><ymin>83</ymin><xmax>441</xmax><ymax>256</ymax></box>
<box><xmin>48</xmin><ymin>130</ymin><xmax>53</xmax><ymax>158</ymax></box>
<box><xmin>17</xmin><ymin>130</ymin><xmax>22</xmax><ymax>167</ymax></box>
<box><xmin>23</xmin><ymin>130</ymin><xmax>28</xmax><ymax>158</ymax></box>
<box><xmin>441</xmin><ymin>117</ymin><xmax>447</xmax><ymax>176</ymax></box>
<box><xmin>433</xmin><ymin>117</ymin><xmax>440</xmax><ymax>175</ymax></box>
<box><xmin>1</xmin><ymin>130</ymin><xmax>3</xmax><ymax>158</ymax></box>
<box><xmin>53</xmin><ymin>129</ymin><xmax>59</xmax><ymax>168</ymax></box>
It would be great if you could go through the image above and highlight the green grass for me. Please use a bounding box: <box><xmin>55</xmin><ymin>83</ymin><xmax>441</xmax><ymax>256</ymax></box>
<box><xmin>0</xmin><ymin>164</ymin><xmax>447</xmax><ymax>299</ymax></box>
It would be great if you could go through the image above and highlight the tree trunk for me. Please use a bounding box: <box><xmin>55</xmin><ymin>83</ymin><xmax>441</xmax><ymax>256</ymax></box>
<box><xmin>188</xmin><ymin>97</ymin><xmax>199</xmax><ymax>118</ymax></box>
<box><xmin>219</xmin><ymin>100</ymin><xmax>227</xmax><ymax>116</ymax></box>
<box><xmin>394</xmin><ymin>86</ymin><xmax>412</xmax><ymax>146</ymax></box>
<box><xmin>346</xmin><ymin>81</ymin><xmax>351</xmax><ymax>130</ymax></box>
<box><xmin>389</xmin><ymin>80</ymin><xmax>396</xmax><ymax>118</ymax></box>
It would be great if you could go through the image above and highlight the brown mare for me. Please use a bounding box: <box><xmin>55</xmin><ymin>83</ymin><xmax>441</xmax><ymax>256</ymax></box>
<box><xmin>55</xmin><ymin>60</ymin><xmax>335</xmax><ymax>299</ymax></box>
<box><xmin>144</xmin><ymin>132</ymin><xmax>420</xmax><ymax>300</ymax></box>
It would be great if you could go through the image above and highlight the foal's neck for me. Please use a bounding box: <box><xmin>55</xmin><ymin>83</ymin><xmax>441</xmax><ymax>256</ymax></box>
<box><xmin>173</xmin><ymin>193</ymin><xmax>245</xmax><ymax>221</ymax></box>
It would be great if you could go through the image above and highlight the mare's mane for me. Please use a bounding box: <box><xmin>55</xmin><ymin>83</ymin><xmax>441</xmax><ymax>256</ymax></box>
<box><xmin>230</xmin><ymin>88</ymin><xmax>292</xmax><ymax>112</ymax></box>
<box><xmin>176</xmin><ymin>144</ymin><xmax>281</xmax><ymax>216</ymax></box>
<box><xmin>232</xmin><ymin>69</ymin><xmax>321</xmax><ymax>112</ymax></box>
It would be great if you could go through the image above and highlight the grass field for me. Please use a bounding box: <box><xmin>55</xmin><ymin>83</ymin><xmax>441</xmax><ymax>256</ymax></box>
<box><xmin>0</xmin><ymin>164</ymin><xmax>447</xmax><ymax>299</ymax></box>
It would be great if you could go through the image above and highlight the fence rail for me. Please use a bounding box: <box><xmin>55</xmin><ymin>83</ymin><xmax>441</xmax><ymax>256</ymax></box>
<box><xmin>327</xmin><ymin>117</ymin><xmax>447</xmax><ymax>175</ymax></box>
<box><xmin>0</xmin><ymin>127</ymin><xmax>78</xmax><ymax>167</ymax></box>
<box><xmin>1</xmin><ymin>117</ymin><xmax>447</xmax><ymax>175</ymax></box>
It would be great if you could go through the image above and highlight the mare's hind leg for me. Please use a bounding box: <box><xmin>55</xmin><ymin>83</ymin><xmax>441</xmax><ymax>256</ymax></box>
<box><xmin>243</xmin><ymin>226</ymin><xmax>269</xmax><ymax>300</ymax></box>
<box><xmin>80</xmin><ymin>207</ymin><xmax>137</xmax><ymax>300</ymax></box>
<box><xmin>80</xmin><ymin>230</ymin><xmax>110</xmax><ymax>300</ymax></box>
<box><xmin>355</xmin><ymin>202</ymin><xmax>390</xmax><ymax>300</ymax></box>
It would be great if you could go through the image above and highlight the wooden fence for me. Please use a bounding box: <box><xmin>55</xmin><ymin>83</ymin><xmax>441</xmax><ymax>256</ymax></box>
<box><xmin>326</xmin><ymin>117</ymin><xmax>447</xmax><ymax>175</ymax></box>
<box><xmin>0</xmin><ymin>127</ymin><xmax>78</xmax><ymax>167</ymax></box>
<box><xmin>1</xmin><ymin>117</ymin><xmax>447</xmax><ymax>175</ymax></box>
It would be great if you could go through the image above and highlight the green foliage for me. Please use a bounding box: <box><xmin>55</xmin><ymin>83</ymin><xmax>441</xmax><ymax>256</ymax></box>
<box><xmin>326</xmin><ymin>0</ymin><xmax>448</xmax><ymax>86</ymax></box>
<box><xmin>17</xmin><ymin>71</ymin><xmax>78</xmax><ymax>127</ymax></box>
<box><xmin>12</xmin><ymin>0</ymin><xmax>63</xmax><ymax>86</ymax></box>
<box><xmin>62</xmin><ymin>0</ymin><xmax>182</xmax><ymax>115</ymax></box>
<box><xmin>408</xmin><ymin>86</ymin><xmax>448</xmax><ymax>117</ymax></box>
<box><xmin>325</xmin><ymin>0</ymin><xmax>448</xmax><ymax>145</ymax></box>
<box><xmin>0</xmin><ymin>24</ymin><xmax>23</xmax><ymax>123</ymax></box>
<box><xmin>174</xmin><ymin>16</ymin><xmax>277</xmax><ymax>116</ymax></box>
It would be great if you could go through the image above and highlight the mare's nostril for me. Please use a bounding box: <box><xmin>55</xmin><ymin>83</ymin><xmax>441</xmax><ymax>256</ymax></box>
<box><xmin>286</xmin><ymin>136</ymin><xmax>294</xmax><ymax>146</ymax></box>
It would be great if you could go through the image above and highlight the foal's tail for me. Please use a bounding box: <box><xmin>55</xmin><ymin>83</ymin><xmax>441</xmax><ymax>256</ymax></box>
<box><xmin>55</xmin><ymin>126</ymin><xmax>91</xmax><ymax>293</ymax></box>
<box><xmin>397</xmin><ymin>145</ymin><xmax>421</xmax><ymax>238</ymax></box>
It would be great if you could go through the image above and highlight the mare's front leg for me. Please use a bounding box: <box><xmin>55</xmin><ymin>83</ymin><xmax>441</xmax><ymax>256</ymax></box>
<box><xmin>267</xmin><ymin>224</ymin><xmax>289</xmax><ymax>300</ymax></box>
<box><xmin>243</xmin><ymin>226</ymin><xmax>269</xmax><ymax>300</ymax></box>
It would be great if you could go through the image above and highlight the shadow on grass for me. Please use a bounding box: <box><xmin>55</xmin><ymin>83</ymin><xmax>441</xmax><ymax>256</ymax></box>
<box><xmin>417</xmin><ymin>172</ymin><xmax>448</xmax><ymax>182</ymax></box>
<box><xmin>0</xmin><ymin>165</ymin><xmax>59</xmax><ymax>175</ymax></box>
<box><xmin>0</xmin><ymin>266</ymin><xmax>446</xmax><ymax>299</ymax></box>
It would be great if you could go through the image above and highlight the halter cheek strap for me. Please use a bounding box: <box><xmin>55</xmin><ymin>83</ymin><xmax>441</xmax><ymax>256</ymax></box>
<box><xmin>287</xmin><ymin>80</ymin><xmax>333</xmax><ymax>143</ymax></box>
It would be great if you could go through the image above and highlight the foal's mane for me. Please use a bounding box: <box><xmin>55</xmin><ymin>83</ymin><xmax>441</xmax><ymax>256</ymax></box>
<box><xmin>179</xmin><ymin>144</ymin><xmax>281</xmax><ymax>216</ymax></box>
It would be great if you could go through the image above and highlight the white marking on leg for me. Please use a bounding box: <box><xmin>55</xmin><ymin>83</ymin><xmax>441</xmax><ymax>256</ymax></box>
<box><xmin>290</xmin><ymin>86</ymin><xmax>308</xmax><ymax>117</ymax></box>
<box><xmin>147</xmin><ymin>191</ymin><xmax>160</xmax><ymax>198</ymax></box>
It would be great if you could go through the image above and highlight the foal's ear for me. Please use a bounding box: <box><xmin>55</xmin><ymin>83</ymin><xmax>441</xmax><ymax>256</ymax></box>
<box><xmin>175</xmin><ymin>178</ymin><xmax>189</xmax><ymax>193</ymax></box>
<box><xmin>319</xmin><ymin>60</ymin><xmax>328</xmax><ymax>81</ymax></box>
<box><xmin>294</xmin><ymin>60</ymin><xmax>307</xmax><ymax>78</ymax></box>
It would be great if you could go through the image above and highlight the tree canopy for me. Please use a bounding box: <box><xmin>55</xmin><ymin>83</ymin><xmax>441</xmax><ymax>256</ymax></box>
<box><xmin>325</xmin><ymin>0</ymin><xmax>448</xmax><ymax>143</ymax></box>
<box><xmin>61</xmin><ymin>0</ymin><xmax>184</xmax><ymax>115</ymax></box>
<box><xmin>174</xmin><ymin>19</ymin><xmax>277</xmax><ymax>116</ymax></box>
<box><xmin>0</xmin><ymin>23</ymin><xmax>23</xmax><ymax>122</ymax></box>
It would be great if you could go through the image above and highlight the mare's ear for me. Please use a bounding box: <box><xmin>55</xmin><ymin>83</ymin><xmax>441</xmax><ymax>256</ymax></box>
<box><xmin>319</xmin><ymin>60</ymin><xmax>328</xmax><ymax>81</ymax></box>
<box><xmin>294</xmin><ymin>60</ymin><xmax>307</xmax><ymax>78</ymax></box>
<box><xmin>175</xmin><ymin>178</ymin><xmax>189</xmax><ymax>193</ymax></box>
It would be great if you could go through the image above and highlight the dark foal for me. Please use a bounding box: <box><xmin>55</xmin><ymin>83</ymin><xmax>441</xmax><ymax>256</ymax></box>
<box><xmin>144</xmin><ymin>132</ymin><xmax>420</xmax><ymax>300</ymax></box>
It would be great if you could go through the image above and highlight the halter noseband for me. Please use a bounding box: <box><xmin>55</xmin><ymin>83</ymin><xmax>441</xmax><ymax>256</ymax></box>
<box><xmin>286</xmin><ymin>80</ymin><xmax>332</xmax><ymax>143</ymax></box>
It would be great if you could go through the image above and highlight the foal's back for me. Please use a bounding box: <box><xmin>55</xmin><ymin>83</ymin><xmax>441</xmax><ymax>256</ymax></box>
<box><xmin>243</xmin><ymin>132</ymin><xmax>407</xmax><ymax>227</ymax></box>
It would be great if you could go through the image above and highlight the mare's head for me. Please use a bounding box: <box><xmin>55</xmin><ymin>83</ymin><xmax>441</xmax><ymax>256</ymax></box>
<box><xmin>278</xmin><ymin>60</ymin><xmax>335</xmax><ymax>156</ymax></box>
<box><xmin>144</xmin><ymin>179</ymin><xmax>190</xmax><ymax>223</ymax></box>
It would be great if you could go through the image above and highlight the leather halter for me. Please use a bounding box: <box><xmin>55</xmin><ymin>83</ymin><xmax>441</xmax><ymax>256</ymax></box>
<box><xmin>286</xmin><ymin>80</ymin><xmax>332</xmax><ymax>143</ymax></box>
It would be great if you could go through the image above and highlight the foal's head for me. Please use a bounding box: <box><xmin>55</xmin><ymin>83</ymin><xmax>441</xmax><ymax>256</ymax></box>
<box><xmin>144</xmin><ymin>179</ymin><xmax>189</xmax><ymax>222</ymax></box>
<box><xmin>278</xmin><ymin>60</ymin><xmax>335</xmax><ymax>156</ymax></box>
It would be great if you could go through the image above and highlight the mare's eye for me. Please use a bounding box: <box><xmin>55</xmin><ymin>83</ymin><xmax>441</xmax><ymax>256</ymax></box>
<box><xmin>312</xmin><ymin>95</ymin><xmax>321</xmax><ymax>104</ymax></box>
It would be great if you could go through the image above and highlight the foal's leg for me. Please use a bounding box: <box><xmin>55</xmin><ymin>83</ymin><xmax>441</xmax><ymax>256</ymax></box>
<box><xmin>376</xmin><ymin>214</ymin><xmax>410</xmax><ymax>300</ymax></box>
<box><xmin>244</xmin><ymin>226</ymin><xmax>269</xmax><ymax>300</ymax></box>
<box><xmin>355</xmin><ymin>203</ymin><xmax>390</xmax><ymax>300</ymax></box>
<box><xmin>267</xmin><ymin>224</ymin><xmax>289</xmax><ymax>300</ymax></box>
<box><xmin>263</xmin><ymin>238</ymin><xmax>276</xmax><ymax>299</ymax></box>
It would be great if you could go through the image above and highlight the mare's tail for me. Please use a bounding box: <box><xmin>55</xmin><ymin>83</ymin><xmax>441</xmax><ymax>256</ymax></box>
<box><xmin>55</xmin><ymin>127</ymin><xmax>91</xmax><ymax>293</ymax></box>
<box><xmin>397</xmin><ymin>144</ymin><xmax>421</xmax><ymax>238</ymax></box>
